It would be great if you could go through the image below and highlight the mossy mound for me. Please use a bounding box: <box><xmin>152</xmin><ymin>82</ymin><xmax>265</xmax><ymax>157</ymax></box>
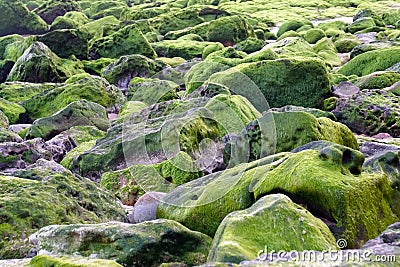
<box><xmin>347</xmin><ymin>17</ymin><xmax>376</xmax><ymax>34</ymax></box>
<box><xmin>333</xmin><ymin>33</ymin><xmax>362</xmax><ymax>53</ymax></box>
<box><xmin>226</xmin><ymin>111</ymin><xmax>357</xmax><ymax>166</ymax></box>
<box><xmin>37</xmin><ymin>29</ymin><xmax>89</xmax><ymax>59</ymax></box>
<box><xmin>0</xmin><ymin>161</ymin><xmax>126</xmax><ymax>259</ymax></box>
<box><xmin>208</xmin><ymin>194</ymin><xmax>338</xmax><ymax>263</ymax></box>
<box><xmin>349</xmin><ymin>42</ymin><xmax>392</xmax><ymax>59</ymax></box>
<box><xmin>61</xmin><ymin>140</ymin><xmax>96</xmax><ymax>170</ymax></box>
<box><xmin>78</xmin><ymin>15</ymin><xmax>120</xmax><ymax>41</ymax></box>
<box><xmin>22</xmin><ymin>74</ymin><xmax>124</xmax><ymax>121</ymax></box>
<box><xmin>33</xmin><ymin>0</ymin><xmax>81</xmax><ymax>24</ymax></box>
<box><xmin>205</xmin><ymin>15</ymin><xmax>255</xmax><ymax>44</ymax></box>
<box><xmin>89</xmin><ymin>24</ymin><xmax>156</xmax><ymax>60</ymax></box>
<box><xmin>26</xmin><ymin>100</ymin><xmax>109</xmax><ymax>140</ymax></box>
<box><xmin>354</xmin><ymin>71</ymin><xmax>400</xmax><ymax>90</ymax></box>
<box><xmin>0</xmin><ymin>0</ymin><xmax>48</xmax><ymax>36</ymax></box>
<box><xmin>50</xmin><ymin>11</ymin><xmax>90</xmax><ymax>30</ymax></box>
<box><xmin>0</xmin><ymin>82</ymin><xmax>60</xmax><ymax>103</ymax></box>
<box><xmin>30</xmin><ymin>220</ymin><xmax>212</xmax><ymax>266</ymax></box>
<box><xmin>0</xmin><ymin>98</ymin><xmax>26</xmax><ymax>124</ymax></box>
<box><xmin>208</xmin><ymin>57</ymin><xmax>331</xmax><ymax>109</ymax></box>
<box><xmin>337</xmin><ymin>47</ymin><xmax>400</xmax><ymax>77</ymax></box>
<box><xmin>152</xmin><ymin>40</ymin><xmax>218</xmax><ymax>60</ymax></box>
<box><xmin>276</xmin><ymin>20</ymin><xmax>312</xmax><ymax>38</ymax></box>
<box><xmin>252</xmin><ymin>147</ymin><xmax>397</xmax><ymax>248</ymax></box>
<box><xmin>85</xmin><ymin>0</ymin><xmax>127</xmax><ymax>20</ymax></box>
<box><xmin>29</xmin><ymin>255</ymin><xmax>123</xmax><ymax>267</ymax></box>
<box><xmin>128</xmin><ymin>79</ymin><xmax>180</xmax><ymax>104</ymax></box>
<box><xmin>102</xmin><ymin>54</ymin><xmax>165</xmax><ymax>89</ymax></box>
<box><xmin>6</xmin><ymin>42</ymin><xmax>84</xmax><ymax>83</ymax></box>
<box><xmin>235</xmin><ymin>38</ymin><xmax>265</xmax><ymax>53</ymax></box>
<box><xmin>333</xmin><ymin>90</ymin><xmax>400</xmax><ymax>137</ymax></box>
<box><xmin>303</xmin><ymin>28</ymin><xmax>326</xmax><ymax>44</ymax></box>
<box><xmin>313</xmin><ymin>37</ymin><xmax>341</xmax><ymax>67</ymax></box>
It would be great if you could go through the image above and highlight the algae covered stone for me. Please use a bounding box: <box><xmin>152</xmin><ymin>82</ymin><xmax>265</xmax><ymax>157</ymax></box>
<box><xmin>208</xmin><ymin>57</ymin><xmax>331</xmax><ymax>109</ymax></box>
<box><xmin>30</xmin><ymin>220</ymin><xmax>212</xmax><ymax>266</ymax></box>
<box><xmin>89</xmin><ymin>24</ymin><xmax>156</xmax><ymax>59</ymax></box>
<box><xmin>26</xmin><ymin>100</ymin><xmax>109</xmax><ymax>140</ymax></box>
<box><xmin>6</xmin><ymin>42</ymin><xmax>84</xmax><ymax>83</ymax></box>
<box><xmin>208</xmin><ymin>194</ymin><xmax>338</xmax><ymax>263</ymax></box>
<box><xmin>0</xmin><ymin>0</ymin><xmax>48</xmax><ymax>36</ymax></box>
<box><xmin>29</xmin><ymin>255</ymin><xmax>123</xmax><ymax>267</ymax></box>
<box><xmin>0</xmin><ymin>161</ymin><xmax>126</xmax><ymax>259</ymax></box>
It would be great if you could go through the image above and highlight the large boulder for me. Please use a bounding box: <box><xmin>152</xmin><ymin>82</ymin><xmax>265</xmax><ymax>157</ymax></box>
<box><xmin>226</xmin><ymin>110</ymin><xmax>358</xmax><ymax>165</ymax></box>
<box><xmin>89</xmin><ymin>24</ymin><xmax>156</xmax><ymax>60</ymax></box>
<box><xmin>333</xmin><ymin>89</ymin><xmax>400</xmax><ymax>137</ymax></box>
<box><xmin>6</xmin><ymin>42</ymin><xmax>84</xmax><ymax>83</ymax></box>
<box><xmin>21</xmin><ymin>74</ymin><xmax>124</xmax><ymax>121</ymax></box>
<box><xmin>0</xmin><ymin>160</ymin><xmax>126</xmax><ymax>259</ymax></box>
<box><xmin>208</xmin><ymin>57</ymin><xmax>331</xmax><ymax>109</ymax></box>
<box><xmin>208</xmin><ymin>194</ymin><xmax>337</xmax><ymax>263</ymax></box>
<box><xmin>102</xmin><ymin>55</ymin><xmax>165</xmax><ymax>89</ymax></box>
<box><xmin>29</xmin><ymin>219</ymin><xmax>212</xmax><ymax>266</ymax></box>
<box><xmin>0</xmin><ymin>0</ymin><xmax>48</xmax><ymax>36</ymax></box>
<box><xmin>26</xmin><ymin>100</ymin><xmax>109</xmax><ymax>140</ymax></box>
<box><xmin>73</xmin><ymin>94</ymin><xmax>260</xmax><ymax>180</ymax></box>
<box><xmin>158</xmin><ymin>143</ymin><xmax>398</xmax><ymax>248</ymax></box>
<box><xmin>337</xmin><ymin>47</ymin><xmax>400</xmax><ymax>77</ymax></box>
<box><xmin>37</xmin><ymin>29</ymin><xmax>89</xmax><ymax>59</ymax></box>
<box><xmin>33</xmin><ymin>0</ymin><xmax>81</xmax><ymax>24</ymax></box>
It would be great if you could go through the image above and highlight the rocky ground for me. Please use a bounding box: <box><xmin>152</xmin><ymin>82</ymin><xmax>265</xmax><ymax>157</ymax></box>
<box><xmin>0</xmin><ymin>0</ymin><xmax>400</xmax><ymax>266</ymax></box>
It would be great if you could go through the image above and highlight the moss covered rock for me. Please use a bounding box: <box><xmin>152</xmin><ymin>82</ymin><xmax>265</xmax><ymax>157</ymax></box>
<box><xmin>22</xmin><ymin>74</ymin><xmax>124</xmax><ymax>120</ymax></box>
<box><xmin>89</xmin><ymin>24</ymin><xmax>156</xmax><ymax>60</ymax></box>
<box><xmin>86</xmin><ymin>0</ymin><xmax>127</xmax><ymax>20</ymax></box>
<box><xmin>6</xmin><ymin>42</ymin><xmax>84</xmax><ymax>83</ymax></box>
<box><xmin>333</xmin><ymin>33</ymin><xmax>362</xmax><ymax>53</ymax></box>
<box><xmin>50</xmin><ymin>11</ymin><xmax>90</xmax><ymax>30</ymax></box>
<box><xmin>252</xmin><ymin>147</ymin><xmax>398</xmax><ymax>248</ymax></box>
<box><xmin>208</xmin><ymin>57</ymin><xmax>331</xmax><ymax>109</ymax></box>
<box><xmin>226</xmin><ymin>111</ymin><xmax>357</xmax><ymax>165</ymax></box>
<box><xmin>337</xmin><ymin>47</ymin><xmax>400</xmax><ymax>77</ymax></box>
<box><xmin>0</xmin><ymin>161</ymin><xmax>126</xmax><ymax>259</ymax></box>
<box><xmin>29</xmin><ymin>255</ymin><xmax>123</xmax><ymax>267</ymax></box>
<box><xmin>102</xmin><ymin>55</ymin><xmax>165</xmax><ymax>89</ymax></box>
<box><xmin>0</xmin><ymin>98</ymin><xmax>26</xmax><ymax>124</ymax></box>
<box><xmin>354</xmin><ymin>71</ymin><xmax>400</xmax><ymax>89</ymax></box>
<box><xmin>277</xmin><ymin>20</ymin><xmax>312</xmax><ymax>38</ymax></box>
<box><xmin>30</xmin><ymin>220</ymin><xmax>212</xmax><ymax>266</ymax></box>
<box><xmin>235</xmin><ymin>38</ymin><xmax>265</xmax><ymax>53</ymax></box>
<box><xmin>333</xmin><ymin>90</ymin><xmax>400</xmax><ymax>137</ymax></box>
<box><xmin>60</xmin><ymin>140</ymin><xmax>96</xmax><ymax>170</ymax></box>
<box><xmin>0</xmin><ymin>82</ymin><xmax>60</xmax><ymax>103</ymax></box>
<box><xmin>303</xmin><ymin>28</ymin><xmax>326</xmax><ymax>44</ymax></box>
<box><xmin>37</xmin><ymin>29</ymin><xmax>89</xmax><ymax>59</ymax></box>
<box><xmin>33</xmin><ymin>0</ymin><xmax>81</xmax><ymax>24</ymax></box>
<box><xmin>0</xmin><ymin>0</ymin><xmax>48</xmax><ymax>36</ymax></box>
<box><xmin>26</xmin><ymin>100</ymin><xmax>109</xmax><ymax>140</ymax></box>
<box><xmin>128</xmin><ymin>79</ymin><xmax>180</xmax><ymax>104</ymax></box>
<box><xmin>347</xmin><ymin>17</ymin><xmax>376</xmax><ymax>34</ymax></box>
<box><xmin>208</xmin><ymin>194</ymin><xmax>337</xmax><ymax>263</ymax></box>
<box><xmin>206</xmin><ymin>15</ymin><xmax>255</xmax><ymax>44</ymax></box>
<box><xmin>0</xmin><ymin>111</ymin><xmax>9</xmax><ymax>128</ymax></box>
<box><xmin>152</xmin><ymin>40</ymin><xmax>217</xmax><ymax>60</ymax></box>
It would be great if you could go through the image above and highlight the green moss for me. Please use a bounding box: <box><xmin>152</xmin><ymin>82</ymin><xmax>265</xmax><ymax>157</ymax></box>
<box><xmin>152</xmin><ymin>40</ymin><xmax>218</xmax><ymax>60</ymax></box>
<box><xmin>6</xmin><ymin>42</ymin><xmax>84</xmax><ymax>83</ymax></box>
<box><xmin>128</xmin><ymin>79</ymin><xmax>180</xmax><ymax>105</ymax></box>
<box><xmin>29</xmin><ymin>255</ymin><xmax>123</xmax><ymax>267</ymax></box>
<box><xmin>22</xmin><ymin>74</ymin><xmax>124</xmax><ymax>120</ymax></box>
<box><xmin>202</xmin><ymin>43</ymin><xmax>224</xmax><ymax>59</ymax></box>
<box><xmin>89</xmin><ymin>24</ymin><xmax>156</xmax><ymax>59</ymax></box>
<box><xmin>0</xmin><ymin>98</ymin><xmax>25</xmax><ymax>124</ymax></box>
<box><xmin>33</xmin><ymin>0</ymin><xmax>81</xmax><ymax>24</ymax></box>
<box><xmin>317</xmin><ymin>20</ymin><xmax>347</xmax><ymax>31</ymax></box>
<box><xmin>382</xmin><ymin>9</ymin><xmax>400</xmax><ymax>26</ymax></box>
<box><xmin>204</xmin><ymin>47</ymin><xmax>247</xmax><ymax>66</ymax></box>
<box><xmin>85</xmin><ymin>0</ymin><xmax>127</xmax><ymax>19</ymax></box>
<box><xmin>268</xmin><ymin>37</ymin><xmax>315</xmax><ymax>56</ymax></box>
<box><xmin>333</xmin><ymin>33</ymin><xmax>362</xmax><ymax>53</ymax></box>
<box><xmin>0</xmin><ymin>82</ymin><xmax>58</xmax><ymax>103</ymax></box>
<box><xmin>0</xmin><ymin>0</ymin><xmax>48</xmax><ymax>36</ymax></box>
<box><xmin>323</xmin><ymin>97</ymin><xmax>338</xmax><ymax>111</ymax></box>
<box><xmin>337</xmin><ymin>47</ymin><xmax>400</xmax><ymax>76</ymax></box>
<box><xmin>0</xmin><ymin>111</ymin><xmax>9</xmax><ymax>128</ymax></box>
<box><xmin>277</xmin><ymin>30</ymin><xmax>301</xmax><ymax>40</ymax></box>
<box><xmin>206</xmin><ymin>15</ymin><xmax>255</xmax><ymax>44</ymax></box>
<box><xmin>235</xmin><ymin>38</ymin><xmax>265</xmax><ymax>53</ymax></box>
<box><xmin>354</xmin><ymin>71</ymin><xmax>400</xmax><ymax>89</ymax></box>
<box><xmin>304</xmin><ymin>28</ymin><xmax>326</xmax><ymax>44</ymax></box>
<box><xmin>0</xmin><ymin>34</ymin><xmax>24</xmax><ymax>60</ymax></box>
<box><xmin>209</xmin><ymin>57</ymin><xmax>331</xmax><ymax>109</ymax></box>
<box><xmin>208</xmin><ymin>194</ymin><xmax>338</xmax><ymax>263</ymax></box>
<box><xmin>63</xmin><ymin>125</ymin><xmax>106</xmax><ymax>145</ymax></box>
<box><xmin>26</xmin><ymin>100</ymin><xmax>109</xmax><ymax>140</ymax></box>
<box><xmin>157</xmin><ymin>57</ymin><xmax>186</xmax><ymax>67</ymax></box>
<box><xmin>37</xmin><ymin>29</ymin><xmax>89</xmax><ymax>59</ymax></box>
<box><xmin>50</xmin><ymin>11</ymin><xmax>89</xmax><ymax>30</ymax></box>
<box><xmin>78</xmin><ymin>15</ymin><xmax>121</xmax><ymax>41</ymax></box>
<box><xmin>253</xmin><ymin>149</ymin><xmax>397</xmax><ymax>248</ymax></box>
<box><xmin>61</xmin><ymin>140</ymin><xmax>96</xmax><ymax>169</ymax></box>
<box><xmin>347</xmin><ymin>17</ymin><xmax>376</xmax><ymax>33</ymax></box>
<box><xmin>31</xmin><ymin>220</ymin><xmax>212</xmax><ymax>266</ymax></box>
<box><xmin>277</xmin><ymin>20</ymin><xmax>312</xmax><ymax>38</ymax></box>
<box><xmin>82</xmin><ymin>58</ymin><xmax>115</xmax><ymax>75</ymax></box>
<box><xmin>0</xmin><ymin>171</ymin><xmax>126</xmax><ymax>259</ymax></box>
